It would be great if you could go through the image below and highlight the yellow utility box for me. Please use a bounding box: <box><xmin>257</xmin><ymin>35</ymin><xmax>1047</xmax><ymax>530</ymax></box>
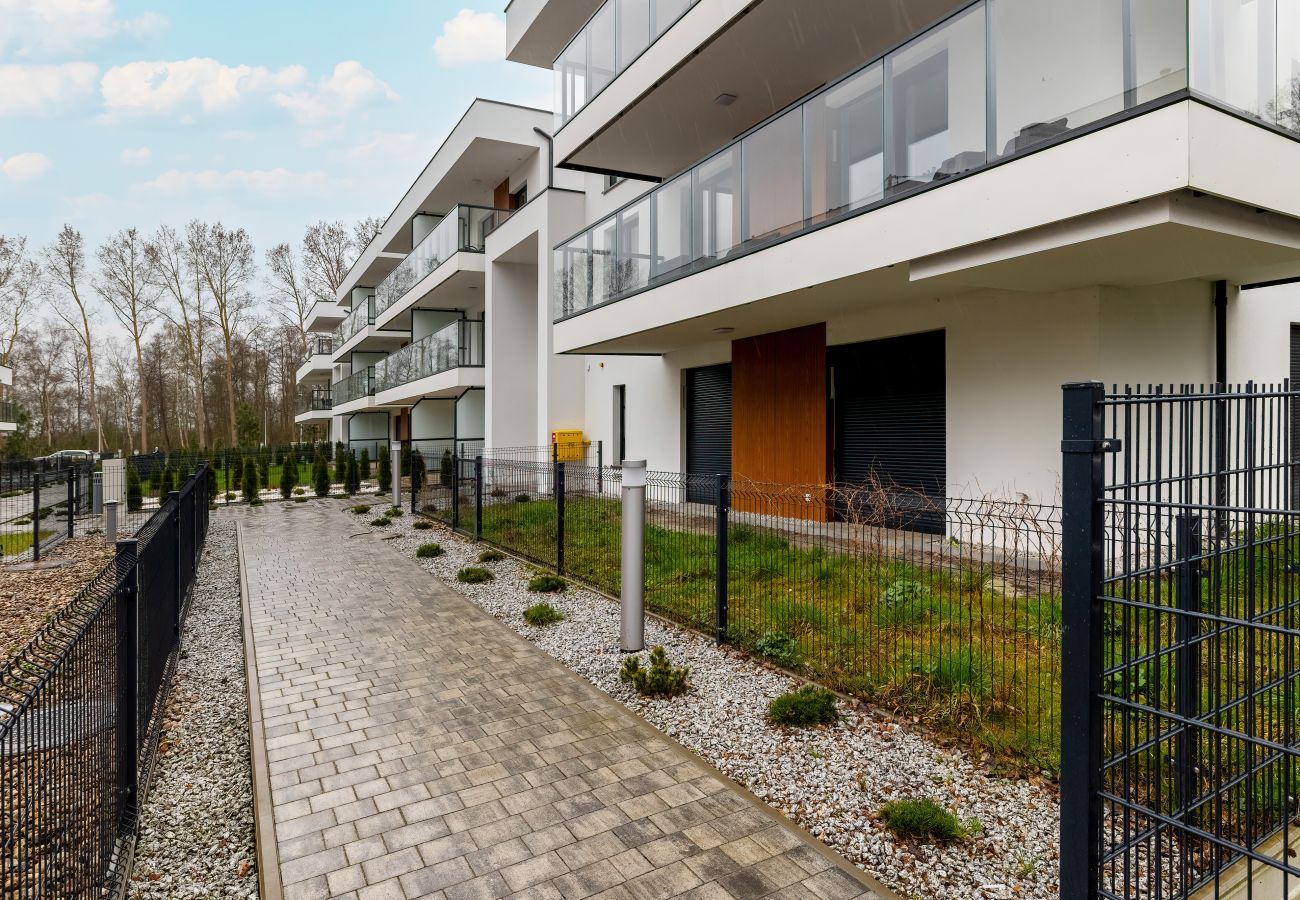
<box><xmin>551</xmin><ymin>429</ymin><xmax>586</xmax><ymax>461</ymax></box>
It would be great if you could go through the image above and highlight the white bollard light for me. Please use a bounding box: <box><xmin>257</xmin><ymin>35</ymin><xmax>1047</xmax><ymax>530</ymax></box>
<box><xmin>620</xmin><ymin>460</ymin><xmax>647</xmax><ymax>653</ymax></box>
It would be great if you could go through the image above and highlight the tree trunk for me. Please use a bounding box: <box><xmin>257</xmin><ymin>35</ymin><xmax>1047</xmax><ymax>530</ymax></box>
<box><xmin>224</xmin><ymin>348</ymin><xmax>237</xmax><ymax>446</ymax></box>
<box><xmin>135</xmin><ymin>344</ymin><xmax>149</xmax><ymax>453</ymax></box>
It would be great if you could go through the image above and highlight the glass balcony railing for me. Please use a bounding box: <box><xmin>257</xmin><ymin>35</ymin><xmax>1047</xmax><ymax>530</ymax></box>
<box><xmin>0</xmin><ymin>399</ymin><xmax>16</xmax><ymax>424</ymax></box>
<box><xmin>374</xmin><ymin>205</ymin><xmax>511</xmax><ymax>319</ymax></box>
<box><xmin>302</xmin><ymin>335</ymin><xmax>336</xmax><ymax>364</ymax></box>
<box><xmin>374</xmin><ymin>319</ymin><xmax>486</xmax><ymax>393</ymax></box>
<box><xmin>296</xmin><ymin>389</ymin><xmax>333</xmax><ymax>414</ymax></box>
<box><xmin>554</xmin><ymin>0</ymin><xmax>699</xmax><ymax>128</ymax></box>
<box><xmin>335</xmin><ymin>295</ymin><xmax>375</xmax><ymax>346</ymax></box>
<box><xmin>331</xmin><ymin>367</ymin><xmax>375</xmax><ymax>407</ymax></box>
<box><xmin>554</xmin><ymin>0</ymin><xmax>1300</xmax><ymax>321</ymax></box>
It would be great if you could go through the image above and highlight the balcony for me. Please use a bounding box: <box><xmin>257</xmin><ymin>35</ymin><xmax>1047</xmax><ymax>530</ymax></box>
<box><xmin>331</xmin><ymin>367</ymin><xmax>376</xmax><ymax>409</ymax></box>
<box><xmin>373</xmin><ymin>320</ymin><xmax>485</xmax><ymax>404</ymax></box>
<box><xmin>304</xmin><ymin>299</ymin><xmax>348</xmax><ymax>333</ymax></box>
<box><xmin>335</xmin><ymin>296</ymin><xmax>374</xmax><ymax>347</ymax></box>
<box><xmin>0</xmin><ymin>398</ymin><xmax>16</xmax><ymax>432</ymax></box>
<box><xmin>295</xmin><ymin>389</ymin><xmax>333</xmax><ymax>418</ymax></box>
<box><xmin>553</xmin><ymin>0</ymin><xmax>699</xmax><ymax>128</ymax></box>
<box><xmin>296</xmin><ymin>335</ymin><xmax>337</xmax><ymax>383</ymax></box>
<box><xmin>554</xmin><ymin>0</ymin><xmax>1300</xmax><ymax>324</ymax></box>
<box><xmin>373</xmin><ymin>206</ymin><xmax>510</xmax><ymax>323</ymax></box>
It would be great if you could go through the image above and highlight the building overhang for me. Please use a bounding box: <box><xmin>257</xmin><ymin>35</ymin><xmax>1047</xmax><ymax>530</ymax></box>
<box><xmin>373</xmin><ymin>367</ymin><xmax>487</xmax><ymax>409</ymax></box>
<box><xmin>330</xmin><ymin>326</ymin><xmax>410</xmax><ymax>364</ymax></box>
<box><xmin>553</xmin><ymin>102</ymin><xmax>1300</xmax><ymax>354</ymax></box>
<box><xmin>295</xmin><ymin>355</ymin><xmax>334</xmax><ymax>384</ymax></box>
<box><xmin>373</xmin><ymin>254</ymin><xmax>485</xmax><ymax>332</ymax></box>
<box><xmin>294</xmin><ymin>408</ymin><xmax>334</xmax><ymax>425</ymax></box>
<box><xmin>506</xmin><ymin>0</ymin><xmax>603</xmax><ymax>67</ymax></box>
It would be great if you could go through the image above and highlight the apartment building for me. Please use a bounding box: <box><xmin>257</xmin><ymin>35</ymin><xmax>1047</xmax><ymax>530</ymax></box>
<box><xmin>504</xmin><ymin>0</ymin><xmax>1300</xmax><ymax>507</ymax></box>
<box><xmin>295</xmin><ymin>99</ymin><xmax>587</xmax><ymax>457</ymax></box>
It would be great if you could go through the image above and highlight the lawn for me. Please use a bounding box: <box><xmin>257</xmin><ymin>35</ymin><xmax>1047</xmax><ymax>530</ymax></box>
<box><xmin>460</xmin><ymin>493</ymin><xmax>1063</xmax><ymax>774</ymax></box>
<box><xmin>0</xmin><ymin>529</ymin><xmax>54</xmax><ymax>556</ymax></box>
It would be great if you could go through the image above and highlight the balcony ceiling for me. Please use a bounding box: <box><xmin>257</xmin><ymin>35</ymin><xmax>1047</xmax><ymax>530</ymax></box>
<box><xmin>561</xmin><ymin>0</ymin><xmax>969</xmax><ymax>179</ymax></box>
<box><xmin>507</xmin><ymin>0</ymin><xmax>605</xmax><ymax>67</ymax></box>
<box><xmin>381</xmin><ymin>138</ymin><xmax>537</xmax><ymax>255</ymax></box>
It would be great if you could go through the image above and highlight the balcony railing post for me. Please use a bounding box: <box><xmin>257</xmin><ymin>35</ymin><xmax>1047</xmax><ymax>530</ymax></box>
<box><xmin>116</xmin><ymin>537</ymin><xmax>139</xmax><ymax>824</ymax></box>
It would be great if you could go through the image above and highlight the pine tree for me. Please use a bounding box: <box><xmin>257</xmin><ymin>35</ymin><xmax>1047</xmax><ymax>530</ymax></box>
<box><xmin>345</xmin><ymin>452</ymin><xmax>360</xmax><ymax>495</ymax></box>
<box><xmin>242</xmin><ymin>457</ymin><xmax>259</xmax><ymax>504</ymax></box>
<box><xmin>126</xmin><ymin>462</ymin><xmax>143</xmax><ymax>512</ymax></box>
<box><xmin>334</xmin><ymin>446</ymin><xmax>347</xmax><ymax>483</ymax></box>
<box><xmin>158</xmin><ymin>466</ymin><xmax>174</xmax><ymax>498</ymax></box>
<box><xmin>280</xmin><ymin>451</ymin><xmax>297</xmax><ymax>498</ymax></box>
<box><xmin>230</xmin><ymin>451</ymin><xmax>243</xmax><ymax>492</ymax></box>
<box><xmin>206</xmin><ymin>465</ymin><xmax>218</xmax><ymax>503</ymax></box>
<box><xmin>313</xmin><ymin>451</ymin><xmax>330</xmax><ymax>497</ymax></box>
<box><xmin>284</xmin><ymin>449</ymin><xmax>299</xmax><ymax>487</ymax></box>
<box><xmin>410</xmin><ymin>451</ymin><xmax>426</xmax><ymax>493</ymax></box>
<box><xmin>258</xmin><ymin>449</ymin><xmax>270</xmax><ymax>489</ymax></box>
<box><xmin>401</xmin><ymin>442</ymin><xmax>411</xmax><ymax>477</ymax></box>
<box><xmin>359</xmin><ymin>447</ymin><xmax>371</xmax><ymax>481</ymax></box>
<box><xmin>377</xmin><ymin>448</ymin><xmax>392</xmax><ymax>494</ymax></box>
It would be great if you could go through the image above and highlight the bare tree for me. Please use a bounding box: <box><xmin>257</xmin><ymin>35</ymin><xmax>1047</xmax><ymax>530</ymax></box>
<box><xmin>186</xmin><ymin>220</ymin><xmax>255</xmax><ymax>446</ymax></box>
<box><xmin>18</xmin><ymin>325</ymin><xmax>68</xmax><ymax>448</ymax></box>
<box><xmin>0</xmin><ymin>236</ymin><xmax>38</xmax><ymax>367</ymax></box>
<box><xmin>265</xmin><ymin>242</ymin><xmax>311</xmax><ymax>354</ymax></box>
<box><xmin>147</xmin><ymin>224</ymin><xmax>210</xmax><ymax>448</ymax></box>
<box><xmin>353</xmin><ymin>216</ymin><xmax>383</xmax><ymax>252</ymax></box>
<box><xmin>302</xmin><ymin>220</ymin><xmax>354</xmax><ymax>305</ymax></box>
<box><xmin>96</xmin><ymin>227</ymin><xmax>160</xmax><ymax>452</ymax></box>
<box><xmin>43</xmin><ymin>225</ymin><xmax>104</xmax><ymax>452</ymax></box>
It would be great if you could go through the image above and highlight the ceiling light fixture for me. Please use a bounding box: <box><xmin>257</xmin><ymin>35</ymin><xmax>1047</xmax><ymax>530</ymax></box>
<box><xmin>712</xmin><ymin>326</ymin><xmax>734</xmax><ymax>335</ymax></box>
<box><xmin>714</xmin><ymin>92</ymin><xmax>737</xmax><ymax>107</ymax></box>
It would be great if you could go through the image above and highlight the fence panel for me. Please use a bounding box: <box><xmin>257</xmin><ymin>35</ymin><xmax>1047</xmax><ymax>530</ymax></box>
<box><xmin>1063</xmin><ymin>382</ymin><xmax>1300</xmax><ymax>899</ymax></box>
<box><xmin>0</xmin><ymin>463</ymin><xmax>210</xmax><ymax>898</ymax></box>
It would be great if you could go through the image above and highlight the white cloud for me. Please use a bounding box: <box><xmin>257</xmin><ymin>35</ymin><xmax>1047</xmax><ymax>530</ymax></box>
<box><xmin>272</xmin><ymin>61</ymin><xmax>397</xmax><ymax>126</ymax></box>
<box><xmin>0</xmin><ymin>62</ymin><xmax>99</xmax><ymax>115</ymax></box>
<box><xmin>0</xmin><ymin>0</ymin><xmax>168</xmax><ymax>59</ymax></box>
<box><xmin>1</xmin><ymin>152</ymin><xmax>53</xmax><ymax>181</ymax></box>
<box><xmin>120</xmin><ymin>146</ymin><xmax>151</xmax><ymax>164</ymax></box>
<box><xmin>433</xmin><ymin>10</ymin><xmax>506</xmax><ymax>66</ymax></box>
<box><xmin>101</xmin><ymin>58</ymin><xmax>306</xmax><ymax>116</ymax></box>
<box><xmin>339</xmin><ymin>131</ymin><xmax>421</xmax><ymax>163</ymax></box>
<box><xmin>133</xmin><ymin>167</ymin><xmax>329</xmax><ymax>197</ymax></box>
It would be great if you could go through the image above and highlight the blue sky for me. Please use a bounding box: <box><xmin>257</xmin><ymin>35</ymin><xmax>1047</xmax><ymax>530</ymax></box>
<box><xmin>0</xmin><ymin>0</ymin><xmax>553</xmax><ymax>256</ymax></box>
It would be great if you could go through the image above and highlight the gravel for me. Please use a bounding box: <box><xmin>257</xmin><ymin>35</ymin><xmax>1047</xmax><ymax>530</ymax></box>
<box><xmin>384</xmin><ymin>515</ymin><xmax>1061</xmax><ymax>900</ymax></box>
<box><xmin>0</xmin><ymin>537</ymin><xmax>115</xmax><ymax>661</ymax></box>
<box><xmin>127</xmin><ymin>515</ymin><xmax>258</xmax><ymax>898</ymax></box>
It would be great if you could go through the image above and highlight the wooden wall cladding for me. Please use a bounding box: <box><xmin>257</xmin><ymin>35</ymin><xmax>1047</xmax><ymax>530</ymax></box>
<box><xmin>731</xmin><ymin>323</ymin><xmax>829</xmax><ymax>518</ymax></box>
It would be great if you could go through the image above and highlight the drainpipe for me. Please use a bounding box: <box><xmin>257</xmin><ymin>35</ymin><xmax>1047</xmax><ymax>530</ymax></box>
<box><xmin>1213</xmin><ymin>280</ymin><xmax>1228</xmax><ymax>385</ymax></box>
<box><xmin>534</xmin><ymin>127</ymin><xmax>553</xmax><ymax>190</ymax></box>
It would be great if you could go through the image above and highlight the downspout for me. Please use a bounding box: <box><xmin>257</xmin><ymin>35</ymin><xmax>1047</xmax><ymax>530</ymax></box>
<box><xmin>1213</xmin><ymin>280</ymin><xmax>1228</xmax><ymax>385</ymax></box>
<box><xmin>534</xmin><ymin>127</ymin><xmax>553</xmax><ymax>190</ymax></box>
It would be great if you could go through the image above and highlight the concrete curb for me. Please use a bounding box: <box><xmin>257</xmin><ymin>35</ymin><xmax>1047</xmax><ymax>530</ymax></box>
<box><xmin>236</xmin><ymin>521</ymin><xmax>284</xmax><ymax>900</ymax></box>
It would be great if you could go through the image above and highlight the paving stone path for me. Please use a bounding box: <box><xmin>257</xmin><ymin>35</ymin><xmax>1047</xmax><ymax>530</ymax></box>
<box><xmin>238</xmin><ymin>501</ymin><xmax>886</xmax><ymax>900</ymax></box>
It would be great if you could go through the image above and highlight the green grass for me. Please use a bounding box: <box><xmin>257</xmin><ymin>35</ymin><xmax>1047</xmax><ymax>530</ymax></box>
<box><xmin>0</xmin><ymin>530</ymin><xmax>53</xmax><ymax>555</ymax></box>
<box><xmin>476</xmin><ymin>494</ymin><xmax>1062</xmax><ymax>774</ymax></box>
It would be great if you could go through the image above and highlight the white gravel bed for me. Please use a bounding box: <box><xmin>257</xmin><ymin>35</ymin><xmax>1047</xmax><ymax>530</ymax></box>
<box><xmin>377</xmin><ymin>512</ymin><xmax>1061</xmax><ymax>900</ymax></box>
<box><xmin>127</xmin><ymin>514</ymin><xmax>258</xmax><ymax>898</ymax></box>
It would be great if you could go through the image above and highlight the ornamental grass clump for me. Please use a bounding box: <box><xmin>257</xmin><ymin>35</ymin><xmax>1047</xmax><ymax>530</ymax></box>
<box><xmin>878</xmin><ymin>798</ymin><xmax>970</xmax><ymax>843</ymax></box>
<box><xmin>349</xmin><ymin>504</ymin><xmax>371</xmax><ymax>515</ymax></box>
<box><xmin>457</xmin><ymin>566</ymin><xmax>493</xmax><ymax>584</ymax></box>
<box><xmin>412</xmin><ymin>519</ymin><xmax>433</xmax><ymax>530</ymax></box>
<box><xmin>369</xmin><ymin>517</ymin><xmax>391</xmax><ymax>527</ymax></box>
<box><xmin>384</xmin><ymin>506</ymin><xmax>403</xmax><ymax>517</ymax></box>
<box><xmin>415</xmin><ymin>543</ymin><xmax>444</xmax><ymax>558</ymax></box>
<box><xmin>527</xmin><ymin>574</ymin><xmax>566</xmax><ymax>593</ymax></box>
<box><xmin>767</xmin><ymin>685</ymin><xmax>839</xmax><ymax>727</ymax></box>
<box><xmin>478</xmin><ymin>549</ymin><xmax>505</xmax><ymax>563</ymax></box>
<box><xmin>523</xmin><ymin>602</ymin><xmax>565</xmax><ymax>627</ymax></box>
<box><xmin>619</xmin><ymin>646</ymin><xmax>690</xmax><ymax>698</ymax></box>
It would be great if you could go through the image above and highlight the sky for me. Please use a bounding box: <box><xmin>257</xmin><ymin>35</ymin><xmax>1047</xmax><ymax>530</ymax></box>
<box><xmin>0</xmin><ymin>0</ymin><xmax>554</xmax><ymax>257</ymax></box>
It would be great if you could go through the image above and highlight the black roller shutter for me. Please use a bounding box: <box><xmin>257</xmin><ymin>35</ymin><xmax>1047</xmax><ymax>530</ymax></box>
<box><xmin>685</xmin><ymin>364</ymin><xmax>732</xmax><ymax>503</ymax></box>
<box><xmin>831</xmin><ymin>330</ymin><xmax>945</xmax><ymax>532</ymax></box>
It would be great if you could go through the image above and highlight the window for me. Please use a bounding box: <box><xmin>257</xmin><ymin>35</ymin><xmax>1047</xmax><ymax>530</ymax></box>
<box><xmin>603</xmin><ymin>174</ymin><xmax>625</xmax><ymax>192</ymax></box>
<box><xmin>613</xmin><ymin>385</ymin><xmax>627</xmax><ymax>463</ymax></box>
<box><xmin>510</xmin><ymin>184</ymin><xmax>528</xmax><ymax>209</ymax></box>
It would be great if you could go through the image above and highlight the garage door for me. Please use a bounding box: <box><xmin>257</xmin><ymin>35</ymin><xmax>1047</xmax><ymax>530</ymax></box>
<box><xmin>831</xmin><ymin>331</ymin><xmax>945</xmax><ymax>531</ymax></box>
<box><xmin>685</xmin><ymin>363</ymin><xmax>732</xmax><ymax>503</ymax></box>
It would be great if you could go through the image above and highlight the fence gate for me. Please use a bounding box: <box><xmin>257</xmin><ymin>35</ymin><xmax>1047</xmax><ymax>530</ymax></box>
<box><xmin>1062</xmin><ymin>382</ymin><xmax>1300</xmax><ymax>898</ymax></box>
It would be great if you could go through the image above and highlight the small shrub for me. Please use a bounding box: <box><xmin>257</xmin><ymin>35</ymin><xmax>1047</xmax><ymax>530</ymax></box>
<box><xmin>489</xmin><ymin>487</ymin><xmax>507</xmax><ymax>498</ymax></box>
<box><xmin>878</xmin><ymin>798</ymin><xmax>968</xmax><ymax>842</ymax></box>
<box><xmin>883</xmin><ymin>578</ymin><xmax>930</xmax><ymax>607</ymax></box>
<box><xmin>224</xmin><ymin>491</ymin><xmax>236</xmax><ymax>500</ymax></box>
<box><xmin>412</xmin><ymin>520</ymin><xmax>433</xmax><ymax>530</ymax></box>
<box><xmin>313</xmin><ymin>452</ymin><xmax>330</xmax><ymax>498</ymax></box>
<box><xmin>359</xmin><ymin>448</ymin><xmax>371</xmax><ymax>480</ymax></box>
<box><xmin>14</xmin><ymin>517</ymin><xmax>30</xmax><ymax>526</ymax></box>
<box><xmin>369</xmin><ymin>517</ymin><xmax>391</xmax><ymax>527</ymax></box>
<box><xmin>242</xmin><ymin>457</ymin><xmax>259</xmax><ymax>504</ymax></box>
<box><xmin>457</xmin><ymin>566</ymin><xmax>493</xmax><ymax>584</ymax></box>
<box><xmin>523</xmin><ymin>602</ymin><xmax>565</xmax><ymax>627</ymax></box>
<box><xmin>126</xmin><ymin>465</ymin><xmax>143</xmax><ymax>512</ymax></box>
<box><xmin>768</xmin><ymin>685</ymin><xmax>839</xmax><ymax>727</ymax></box>
<box><xmin>384</xmin><ymin>507</ymin><xmax>403</xmax><ymax>517</ymax></box>
<box><xmin>754</xmin><ymin>631</ymin><xmax>800</xmax><ymax>669</ymax></box>
<box><xmin>478</xmin><ymin>549</ymin><xmax>505</xmax><ymax>563</ymax></box>
<box><xmin>250</xmin><ymin>498</ymin><xmax>264</xmax><ymax>507</ymax></box>
<box><xmin>416</xmin><ymin>543</ymin><xmax>444</xmax><ymax>558</ymax></box>
<box><xmin>293</xmin><ymin>487</ymin><xmax>305</xmax><ymax>495</ymax></box>
<box><xmin>349</xmin><ymin>505</ymin><xmax>372</xmax><ymax>515</ymax></box>
<box><xmin>619</xmin><ymin>646</ymin><xmax>690</xmax><ymax>698</ymax></box>
<box><xmin>514</xmin><ymin>493</ymin><xmax>531</xmax><ymax>503</ymax></box>
<box><xmin>914</xmin><ymin>649</ymin><xmax>992</xmax><ymax>700</ymax></box>
<box><xmin>293</xmin><ymin>496</ymin><xmax>308</xmax><ymax>503</ymax></box>
<box><xmin>528</xmin><ymin>574</ymin><xmax>567</xmax><ymax>594</ymax></box>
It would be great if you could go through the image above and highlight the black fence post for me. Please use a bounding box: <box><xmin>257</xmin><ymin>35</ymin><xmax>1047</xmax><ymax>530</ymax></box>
<box><xmin>116</xmin><ymin>538</ymin><xmax>139</xmax><ymax>822</ymax></box>
<box><xmin>1060</xmin><ymin>381</ymin><xmax>1106</xmax><ymax>900</ymax></box>
<box><xmin>451</xmin><ymin>453</ymin><xmax>461</xmax><ymax>531</ymax></box>
<box><xmin>1174</xmin><ymin>513</ymin><xmax>1202</xmax><ymax>823</ymax></box>
<box><xmin>32</xmin><ymin>474</ymin><xmax>40</xmax><ymax>562</ymax></box>
<box><xmin>224</xmin><ymin>453</ymin><xmax>230</xmax><ymax>507</ymax></box>
<box><xmin>168</xmin><ymin>490</ymin><xmax>181</xmax><ymax>639</ymax></box>
<box><xmin>555</xmin><ymin>461</ymin><xmax>565</xmax><ymax>576</ymax></box>
<box><xmin>66</xmin><ymin>468</ymin><xmax>75</xmax><ymax>539</ymax></box>
<box><xmin>596</xmin><ymin>440</ymin><xmax>603</xmax><ymax>495</ymax></box>
<box><xmin>474</xmin><ymin>456</ymin><xmax>483</xmax><ymax>541</ymax></box>
<box><xmin>410</xmin><ymin>450</ymin><xmax>418</xmax><ymax>514</ymax></box>
<box><xmin>715</xmin><ymin>473</ymin><xmax>729</xmax><ymax>644</ymax></box>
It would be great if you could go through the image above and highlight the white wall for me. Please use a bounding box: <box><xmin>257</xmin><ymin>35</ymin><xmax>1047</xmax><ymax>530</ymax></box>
<box><xmin>411</xmin><ymin>399</ymin><xmax>455</xmax><ymax>439</ymax></box>
<box><xmin>485</xmin><ymin>255</ymin><xmax>539</xmax><ymax>447</ymax></box>
<box><xmin>412</xmin><ymin>309</ymin><xmax>460</xmax><ymax>342</ymax></box>
<box><xmin>1228</xmin><ymin>282</ymin><xmax>1300</xmax><ymax>385</ymax></box>
<box><xmin>456</xmin><ymin>389</ymin><xmax>486</xmax><ymax>440</ymax></box>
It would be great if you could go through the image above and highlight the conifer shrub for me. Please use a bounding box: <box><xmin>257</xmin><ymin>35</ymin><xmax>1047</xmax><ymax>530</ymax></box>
<box><xmin>523</xmin><ymin>602</ymin><xmax>564</xmax><ymax>627</ymax></box>
<box><xmin>313</xmin><ymin>453</ymin><xmax>330</xmax><ymax>498</ymax></box>
<box><xmin>360</xmin><ymin>448</ymin><xmax>371</xmax><ymax>480</ymax></box>
<box><xmin>619</xmin><ymin>646</ymin><xmax>690</xmax><ymax>698</ymax></box>
<box><xmin>767</xmin><ymin>685</ymin><xmax>839</xmax><ymax>727</ymax></box>
<box><xmin>412</xmin><ymin>519</ymin><xmax>433</xmax><ymax>530</ymax></box>
<box><xmin>242</xmin><ymin>458</ymin><xmax>259</xmax><ymax>504</ymax></box>
<box><xmin>126</xmin><ymin>463</ymin><xmax>143</xmax><ymax>512</ymax></box>
<box><xmin>878</xmin><ymin>799</ymin><xmax>969</xmax><ymax>843</ymax></box>
<box><xmin>527</xmin><ymin>574</ymin><xmax>567</xmax><ymax>594</ymax></box>
<box><xmin>410</xmin><ymin>453</ymin><xmax>426</xmax><ymax>492</ymax></box>
<box><xmin>280</xmin><ymin>452</ymin><xmax>298</xmax><ymax>499</ymax></box>
<box><xmin>347</xmin><ymin>452</ymin><xmax>361</xmax><ymax>495</ymax></box>
<box><xmin>384</xmin><ymin>506</ymin><xmax>402</xmax><ymax>517</ymax></box>
<box><xmin>415</xmin><ymin>543</ymin><xmax>443</xmax><ymax>558</ymax></box>
<box><xmin>477</xmin><ymin>549</ymin><xmax>505</xmax><ymax>562</ymax></box>
<box><xmin>334</xmin><ymin>447</ymin><xmax>347</xmax><ymax>484</ymax></box>
<box><xmin>377</xmin><ymin>450</ymin><xmax>392</xmax><ymax>493</ymax></box>
<box><xmin>369</xmin><ymin>517</ymin><xmax>391</xmax><ymax>527</ymax></box>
